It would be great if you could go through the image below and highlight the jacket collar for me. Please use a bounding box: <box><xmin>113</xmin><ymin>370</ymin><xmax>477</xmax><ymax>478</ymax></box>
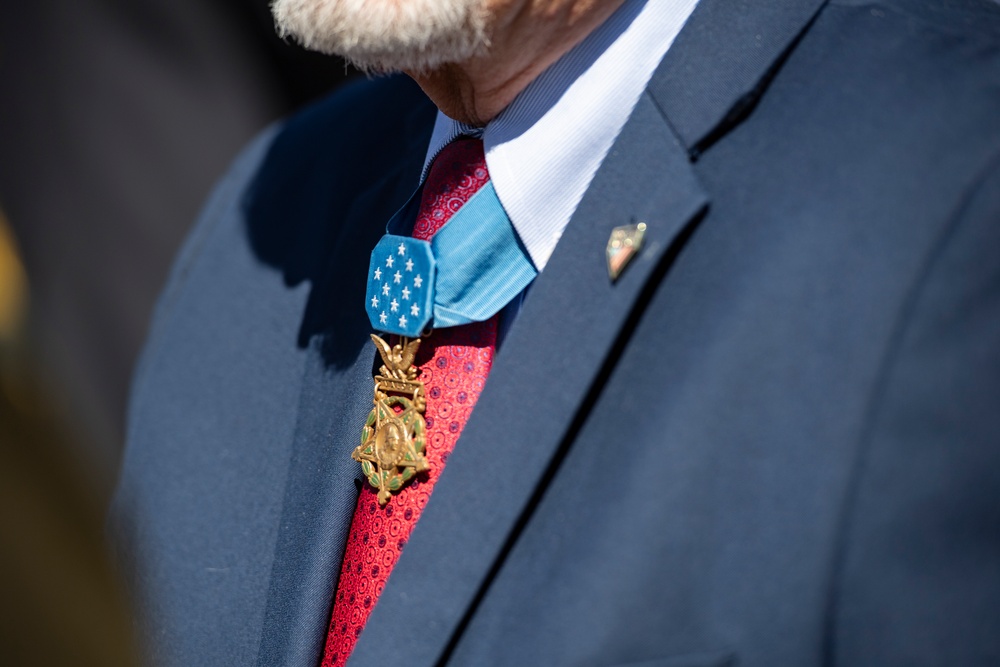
<box><xmin>650</xmin><ymin>0</ymin><xmax>828</xmax><ymax>158</ymax></box>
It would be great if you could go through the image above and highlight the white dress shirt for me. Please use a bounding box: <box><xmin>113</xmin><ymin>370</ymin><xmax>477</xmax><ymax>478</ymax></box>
<box><xmin>423</xmin><ymin>0</ymin><xmax>701</xmax><ymax>272</ymax></box>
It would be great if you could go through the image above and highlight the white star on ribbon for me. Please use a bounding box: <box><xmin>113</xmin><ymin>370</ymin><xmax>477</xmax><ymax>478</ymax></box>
<box><xmin>393</xmin><ymin>271</ymin><xmax>402</xmax><ymax>284</ymax></box>
<box><xmin>386</xmin><ymin>256</ymin><xmax>394</xmax><ymax>268</ymax></box>
<box><xmin>390</xmin><ymin>299</ymin><xmax>399</xmax><ymax>312</ymax></box>
<box><xmin>373</xmin><ymin>267</ymin><xmax>382</xmax><ymax>281</ymax></box>
<box><xmin>379</xmin><ymin>312</ymin><xmax>387</xmax><ymax>324</ymax></box>
<box><xmin>401</xmin><ymin>286</ymin><xmax>410</xmax><ymax>300</ymax></box>
<box><xmin>405</xmin><ymin>258</ymin><xmax>414</xmax><ymax>272</ymax></box>
<box><xmin>397</xmin><ymin>243</ymin><xmax>406</xmax><ymax>256</ymax></box>
<box><xmin>399</xmin><ymin>315</ymin><xmax>408</xmax><ymax>327</ymax></box>
<box><xmin>371</xmin><ymin>296</ymin><xmax>379</xmax><ymax>308</ymax></box>
<box><xmin>382</xmin><ymin>283</ymin><xmax>390</xmax><ymax>296</ymax></box>
<box><xmin>413</xmin><ymin>275</ymin><xmax>423</xmax><ymax>289</ymax></box>
<box><xmin>410</xmin><ymin>303</ymin><xmax>420</xmax><ymax>317</ymax></box>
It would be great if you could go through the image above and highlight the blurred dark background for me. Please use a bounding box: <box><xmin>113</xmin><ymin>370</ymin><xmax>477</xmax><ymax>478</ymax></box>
<box><xmin>0</xmin><ymin>1</ymin><xmax>355</xmax><ymax>661</ymax></box>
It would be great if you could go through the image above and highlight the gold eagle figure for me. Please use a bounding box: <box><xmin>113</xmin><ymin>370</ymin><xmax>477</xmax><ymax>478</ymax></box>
<box><xmin>370</xmin><ymin>334</ymin><xmax>421</xmax><ymax>381</ymax></box>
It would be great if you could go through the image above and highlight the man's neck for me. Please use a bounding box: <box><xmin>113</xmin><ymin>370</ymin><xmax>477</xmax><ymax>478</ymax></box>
<box><xmin>407</xmin><ymin>0</ymin><xmax>627</xmax><ymax>126</ymax></box>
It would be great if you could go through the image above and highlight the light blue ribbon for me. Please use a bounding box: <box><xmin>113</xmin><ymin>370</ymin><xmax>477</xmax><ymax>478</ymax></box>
<box><xmin>366</xmin><ymin>180</ymin><xmax>537</xmax><ymax>336</ymax></box>
<box><xmin>430</xmin><ymin>182</ymin><xmax>536</xmax><ymax>327</ymax></box>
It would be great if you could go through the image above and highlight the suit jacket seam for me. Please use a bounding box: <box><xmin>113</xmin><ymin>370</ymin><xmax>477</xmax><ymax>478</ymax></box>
<box><xmin>819</xmin><ymin>142</ymin><xmax>1000</xmax><ymax>666</ymax></box>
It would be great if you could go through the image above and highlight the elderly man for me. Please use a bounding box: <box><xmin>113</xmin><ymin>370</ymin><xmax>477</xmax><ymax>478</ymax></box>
<box><xmin>111</xmin><ymin>0</ymin><xmax>1000</xmax><ymax>665</ymax></box>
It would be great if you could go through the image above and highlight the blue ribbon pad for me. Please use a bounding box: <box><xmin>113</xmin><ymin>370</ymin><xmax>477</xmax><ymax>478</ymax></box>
<box><xmin>365</xmin><ymin>235</ymin><xmax>435</xmax><ymax>337</ymax></box>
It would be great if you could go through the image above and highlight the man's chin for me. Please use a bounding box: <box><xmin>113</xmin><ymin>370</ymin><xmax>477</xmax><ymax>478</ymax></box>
<box><xmin>271</xmin><ymin>0</ymin><xmax>490</xmax><ymax>73</ymax></box>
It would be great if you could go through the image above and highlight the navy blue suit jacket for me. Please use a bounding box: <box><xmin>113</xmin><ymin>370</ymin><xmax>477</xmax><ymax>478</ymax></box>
<box><xmin>111</xmin><ymin>0</ymin><xmax>1000</xmax><ymax>665</ymax></box>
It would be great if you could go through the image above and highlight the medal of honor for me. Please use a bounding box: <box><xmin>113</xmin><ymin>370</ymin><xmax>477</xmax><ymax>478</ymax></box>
<box><xmin>355</xmin><ymin>183</ymin><xmax>537</xmax><ymax>504</ymax></box>
<box><xmin>352</xmin><ymin>335</ymin><xmax>429</xmax><ymax>506</ymax></box>
<box><xmin>357</xmin><ymin>235</ymin><xmax>436</xmax><ymax>505</ymax></box>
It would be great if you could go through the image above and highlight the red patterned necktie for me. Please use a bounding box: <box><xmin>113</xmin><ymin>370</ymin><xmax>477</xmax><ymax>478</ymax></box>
<box><xmin>321</xmin><ymin>138</ymin><xmax>498</xmax><ymax>667</ymax></box>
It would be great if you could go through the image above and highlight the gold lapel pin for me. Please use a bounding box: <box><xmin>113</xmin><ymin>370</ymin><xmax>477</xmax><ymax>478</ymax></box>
<box><xmin>606</xmin><ymin>222</ymin><xmax>646</xmax><ymax>281</ymax></box>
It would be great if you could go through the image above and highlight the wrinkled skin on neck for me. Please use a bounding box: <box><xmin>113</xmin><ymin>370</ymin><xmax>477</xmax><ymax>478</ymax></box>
<box><xmin>409</xmin><ymin>0</ymin><xmax>626</xmax><ymax>125</ymax></box>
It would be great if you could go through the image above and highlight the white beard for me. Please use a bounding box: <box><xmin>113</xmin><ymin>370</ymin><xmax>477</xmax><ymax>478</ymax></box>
<box><xmin>271</xmin><ymin>0</ymin><xmax>491</xmax><ymax>73</ymax></box>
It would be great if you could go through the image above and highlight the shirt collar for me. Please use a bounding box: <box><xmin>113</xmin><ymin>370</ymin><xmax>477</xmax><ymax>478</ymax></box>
<box><xmin>422</xmin><ymin>0</ymin><xmax>700</xmax><ymax>271</ymax></box>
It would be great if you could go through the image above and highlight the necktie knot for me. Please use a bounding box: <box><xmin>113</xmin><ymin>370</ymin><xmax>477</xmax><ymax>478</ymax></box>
<box><xmin>414</xmin><ymin>137</ymin><xmax>489</xmax><ymax>240</ymax></box>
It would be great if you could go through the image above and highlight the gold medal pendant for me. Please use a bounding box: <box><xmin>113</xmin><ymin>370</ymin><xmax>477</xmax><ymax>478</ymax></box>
<box><xmin>352</xmin><ymin>334</ymin><xmax>429</xmax><ymax>505</ymax></box>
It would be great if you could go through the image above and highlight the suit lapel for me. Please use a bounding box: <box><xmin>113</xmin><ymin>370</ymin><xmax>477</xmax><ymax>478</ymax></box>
<box><xmin>255</xmin><ymin>106</ymin><xmax>433</xmax><ymax>667</ymax></box>
<box><xmin>351</xmin><ymin>1</ymin><xmax>832</xmax><ymax>665</ymax></box>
